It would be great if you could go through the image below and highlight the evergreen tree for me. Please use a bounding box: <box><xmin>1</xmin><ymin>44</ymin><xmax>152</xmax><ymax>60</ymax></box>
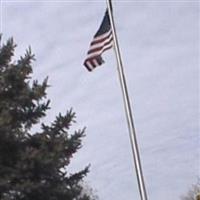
<box><xmin>181</xmin><ymin>179</ymin><xmax>200</xmax><ymax>200</ymax></box>
<box><xmin>0</xmin><ymin>36</ymin><xmax>94</xmax><ymax>200</ymax></box>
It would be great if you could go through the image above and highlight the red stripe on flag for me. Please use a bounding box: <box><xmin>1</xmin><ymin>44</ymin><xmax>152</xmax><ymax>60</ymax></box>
<box><xmin>91</xmin><ymin>31</ymin><xmax>112</xmax><ymax>46</ymax></box>
<box><xmin>87</xmin><ymin>36</ymin><xmax>113</xmax><ymax>55</ymax></box>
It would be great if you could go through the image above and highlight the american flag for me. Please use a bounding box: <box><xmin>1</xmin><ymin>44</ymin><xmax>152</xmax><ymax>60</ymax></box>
<box><xmin>84</xmin><ymin>10</ymin><xmax>113</xmax><ymax>71</ymax></box>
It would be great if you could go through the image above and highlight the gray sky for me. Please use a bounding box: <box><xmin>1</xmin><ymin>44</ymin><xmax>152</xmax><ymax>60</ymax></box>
<box><xmin>1</xmin><ymin>1</ymin><xmax>199</xmax><ymax>200</ymax></box>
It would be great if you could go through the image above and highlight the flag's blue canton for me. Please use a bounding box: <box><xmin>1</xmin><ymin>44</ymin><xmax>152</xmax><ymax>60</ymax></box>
<box><xmin>84</xmin><ymin>10</ymin><xmax>113</xmax><ymax>71</ymax></box>
<box><xmin>94</xmin><ymin>10</ymin><xmax>111</xmax><ymax>37</ymax></box>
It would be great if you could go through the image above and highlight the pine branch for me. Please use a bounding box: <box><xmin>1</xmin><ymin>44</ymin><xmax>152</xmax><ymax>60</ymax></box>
<box><xmin>0</xmin><ymin>37</ymin><xmax>16</xmax><ymax>68</ymax></box>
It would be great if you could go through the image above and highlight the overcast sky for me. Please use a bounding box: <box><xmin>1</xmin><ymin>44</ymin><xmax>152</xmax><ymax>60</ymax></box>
<box><xmin>1</xmin><ymin>0</ymin><xmax>199</xmax><ymax>200</ymax></box>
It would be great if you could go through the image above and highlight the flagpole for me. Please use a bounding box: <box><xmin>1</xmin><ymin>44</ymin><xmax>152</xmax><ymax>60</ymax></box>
<box><xmin>106</xmin><ymin>1</ymin><xmax>148</xmax><ymax>200</ymax></box>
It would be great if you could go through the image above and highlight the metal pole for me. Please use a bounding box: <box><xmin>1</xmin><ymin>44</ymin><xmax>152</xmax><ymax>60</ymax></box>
<box><xmin>106</xmin><ymin>1</ymin><xmax>148</xmax><ymax>200</ymax></box>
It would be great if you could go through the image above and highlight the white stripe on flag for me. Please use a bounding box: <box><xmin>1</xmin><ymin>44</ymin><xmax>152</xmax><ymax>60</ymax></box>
<box><xmin>93</xmin><ymin>59</ymin><xmax>99</xmax><ymax>67</ymax></box>
<box><xmin>86</xmin><ymin>42</ymin><xmax>113</xmax><ymax>59</ymax></box>
<box><xmin>89</xmin><ymin>34</ymin><xmax>113</xmax><ymax>52</ymax></box>
<box><xmin>86</xmin><ymin>61</ymin><xmax>94</xmax><ymax>71</ymax></box>
<box><xmin>92</xmin><ymin>29</ymin><xmax>112</xmax><ymax>43</ymax></box>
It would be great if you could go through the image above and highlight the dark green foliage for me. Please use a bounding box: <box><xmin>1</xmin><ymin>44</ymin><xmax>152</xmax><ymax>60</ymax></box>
<box><xmin>0</xmin><ymin>37</ymin><xmax>93</xmax><ymax>200</ymax></box>
<box><xmin>181</xmin><ymin>179</ymin><xmax>200</xmax><ymax>200</ymax></box>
